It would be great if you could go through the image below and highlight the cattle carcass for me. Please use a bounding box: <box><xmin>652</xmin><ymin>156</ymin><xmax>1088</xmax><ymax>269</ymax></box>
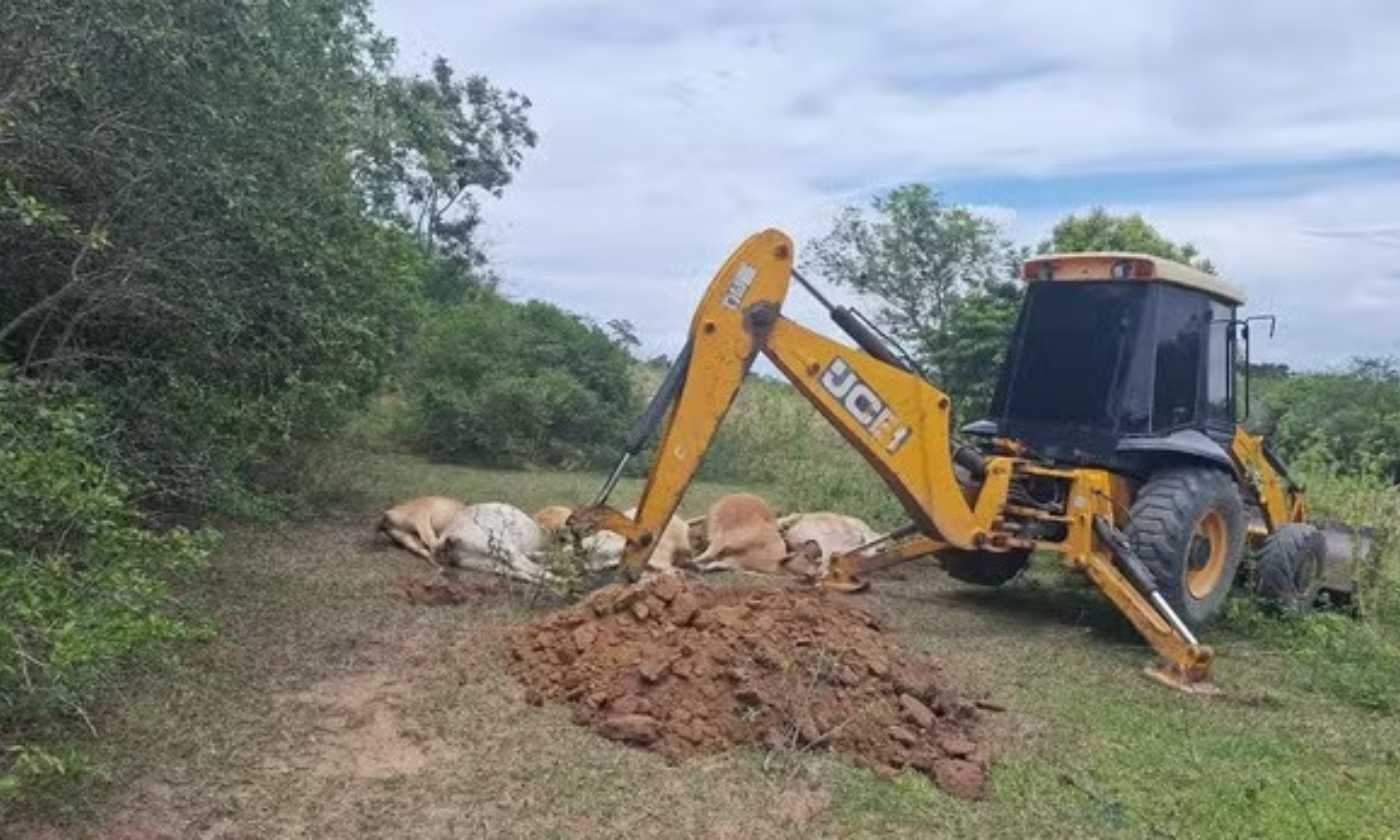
<box><xmin>532</xmin><ymin>505</ymin><xmax>574</xmax><ymax>535</ymax></box>
<box><xmin>435</xmin><ymin>502</ymin><xmax>558</xmax><ymax>584</ymax></box>
<box><xmin>692</xmin><ymin>493</ymin><xmax>790</xmax><ymax>576</ymax></box>
<box><xmin>777</xmin><ymin>511</ymin><xmax>883</xmax><ymax>577</ymax></box>
<box><xmin>378</xmin><ymin>495</ymin><xmax>467</xmax><ymax>562</ymax></box>
<box><xmin>580</xmin><ymin>507</ymin><xmax>691</xmax><ymax>572</ymax></box>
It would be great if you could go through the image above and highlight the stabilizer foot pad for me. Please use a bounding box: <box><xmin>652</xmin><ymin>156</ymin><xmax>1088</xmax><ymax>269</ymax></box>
<box><xmin>1143</xmin><ymin>663</ymin><xmax>1221</xmax><ymax>696</ymax></box>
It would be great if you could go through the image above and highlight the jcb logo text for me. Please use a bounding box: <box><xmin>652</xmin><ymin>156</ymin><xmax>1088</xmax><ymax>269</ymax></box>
<box><xmin>820</xmin><ymin>358</ymin><xmax>912</xmax><ymax>454</ymax></box>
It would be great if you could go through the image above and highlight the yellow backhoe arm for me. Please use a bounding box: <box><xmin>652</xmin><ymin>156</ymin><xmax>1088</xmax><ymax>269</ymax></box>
<box><xmin>1231</xmin><ymin>427</ymin><xmax>1306</xmax><ymax>530</ymax></box>
<box><xmin>584</xmin><ymin>229</ymin><xmax>984</xmax><ymax>575</ymax></box>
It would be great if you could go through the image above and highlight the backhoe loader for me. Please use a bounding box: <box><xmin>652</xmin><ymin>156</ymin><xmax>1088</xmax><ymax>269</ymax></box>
<box><xmin>569</xmin><ymin>229</ymin><xmax>1366</xmax><ymax>693</ymax></box>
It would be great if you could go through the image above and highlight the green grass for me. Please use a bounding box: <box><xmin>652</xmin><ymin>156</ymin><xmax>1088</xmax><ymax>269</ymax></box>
<box><xmin>12</xmin><ymin>453</ymin><xmax>1400</xmax><ymax>839</ymax></box>
<box><xmin>837</xmin><ymin>554</ymin><xmax>1400</xmax><ymax>838</ymax></box>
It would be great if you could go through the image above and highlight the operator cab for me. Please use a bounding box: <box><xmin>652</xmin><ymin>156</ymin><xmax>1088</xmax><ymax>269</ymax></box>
<box><xmin>978</xmin><ymin>253</ymin><xmax>1244</xmax><ymax>475</ymax></box>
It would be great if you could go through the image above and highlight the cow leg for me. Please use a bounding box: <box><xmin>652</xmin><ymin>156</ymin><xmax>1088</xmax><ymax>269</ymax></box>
<box><xmin>384</xmin><ymin>526</ymin><xmax>433</xmax><ymax>562</ymax></box>
<box><xmin>497</xmin><ymin>547</ymin><xmax>559</xmax><ymax>585</ymax></box>
<box><xmin>414</xmin><ymin>522</ymin><xmax>445</xmax><ymax>558</ymax></box>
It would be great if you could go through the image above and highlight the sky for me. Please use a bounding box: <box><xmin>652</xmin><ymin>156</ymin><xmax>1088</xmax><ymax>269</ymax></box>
<box><xmin>372</xmin><ymin>0</ymin><xmax>1400</xmax><ymax>371</ymax></box>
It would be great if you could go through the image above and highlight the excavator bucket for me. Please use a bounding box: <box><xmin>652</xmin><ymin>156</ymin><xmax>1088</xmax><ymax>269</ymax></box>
<box><xmin>1314</xmin><ymin>520</ymin><xmax>1379</xmax><ymax>605</ymax></box>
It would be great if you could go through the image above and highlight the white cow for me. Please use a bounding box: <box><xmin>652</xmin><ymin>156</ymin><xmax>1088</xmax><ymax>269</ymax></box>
<box><xmin>777</xmin><ymin>512</ymin><xmax>883</xmax><ymax>577</ymax></box>
<box><xmin>434</xmin><ymin>502</ymin><xmax>558</xmax><ymax>585</ymax></box>
<box><xmin>579</xmin><ymin>507</ymin><xmax>691</xmax><ymax>572</ymax></box>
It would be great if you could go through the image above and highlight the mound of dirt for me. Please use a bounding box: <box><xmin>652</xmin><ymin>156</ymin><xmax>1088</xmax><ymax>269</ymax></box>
<box><xmin>508</xmin><ymin>575</ymin><xmax>994</xmax><ymax>799</ymax></box>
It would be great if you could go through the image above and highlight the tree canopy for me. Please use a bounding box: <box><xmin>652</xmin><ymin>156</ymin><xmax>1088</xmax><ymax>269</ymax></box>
<box><xmin>1039</xmin><ymin>208</ymin><xmax>1216</xmax><ymax>273</ymax></box>
<box><xmin>0</xmin><ymin>0</ymin><xmax>535</xmax><ymax>510</ymax></box>
<box><xmin>804</xmin><ymin>185</ymin><xmax>1023</xmax><ymax>416</ymax></box>
<box><xmin>1258</xmin><ymin>358</ymin><xmax>1400</xmax><ymax>482</ymax></box>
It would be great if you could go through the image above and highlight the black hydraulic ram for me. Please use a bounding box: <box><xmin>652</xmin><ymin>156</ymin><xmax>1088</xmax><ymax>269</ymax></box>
<box><xmin>790</xmin><ymin>269</ymin><xmax>923</xmax><ymax>375</ymax></box>
<box><xmin>792</xmin><ymin>269</ymin><xmax>989</xmax><ymax>481</ymax></box>
<box><xmin>592</xmin><ymin>338</ymin><xmax>694</xmax><ymax>506</ymax></box>
<box><xmin>1093</xmin><ymin>515</ymin><xmax>1201</xmax><ymax>646</ymax></box>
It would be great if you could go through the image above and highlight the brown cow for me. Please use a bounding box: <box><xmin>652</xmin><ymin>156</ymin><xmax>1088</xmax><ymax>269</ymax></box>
<box><xmin>378</xmin><ymin>495</ymin><xmax>467</xmax><ymax>563</ymax></box>
<box><xmin>692</xmin><ymin>493</ymin><xmax>790</xmax><ymax>576</ymax></box>
<box><xmin>531</xmin><ymin>505</ymin><xmax>575</xmax><ymax>535</ymax></box>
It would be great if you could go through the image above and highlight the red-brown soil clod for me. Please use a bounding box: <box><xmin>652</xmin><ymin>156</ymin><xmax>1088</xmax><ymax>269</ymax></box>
<box><xmin>508</xmin><ymin>576</ymin><xmax>995</xmax><ymax>799</ymax></box>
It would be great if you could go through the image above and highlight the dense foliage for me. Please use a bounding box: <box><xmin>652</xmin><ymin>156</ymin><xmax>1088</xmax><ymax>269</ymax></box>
<box><xmin>0</xmin><ymin>374</ymin><xmax>214</xmax><ymax>795</ymax></box>
<box><xmin>0</xmin><ymin>0</ymin><xmax>543</xmax><ymax>799</ymax></box>
<box><xmin>1037</xmin><ymin>207</ymin><xmax>1216</xmax><ymax>273</ymax></box>
<box><xmin>1256</xmin><ymin>358</ymin><xmax>1400</xmax><ymax>482</ymax></box>
<box><xmin>410</xmin><ymin>297</ymin><xmax>638</xmax><ymax>469</ymax></box>
<box><xmin>0</xmin><ymin>0</ymin><xmax>534</xmax><ymax>512</ymax></box>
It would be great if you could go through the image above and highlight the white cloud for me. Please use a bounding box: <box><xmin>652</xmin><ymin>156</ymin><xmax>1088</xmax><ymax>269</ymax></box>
<box><xmin>373</xmin><ymin>0</ymin><xmax>1400</xmax><ymax>369</ymax></box>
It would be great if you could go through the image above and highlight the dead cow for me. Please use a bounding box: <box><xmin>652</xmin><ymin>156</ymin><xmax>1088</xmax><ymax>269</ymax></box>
<box><xmin>532</xmin><ymin>505</ymin><xmax>574</xmax><ymax>535</ymax></box>
<box><xmin>435</xmin><ymin>502</ymin><xmax>558</xmax><ymax>585</ymax></box>
<box><xmin>693</xmin><ymin>493</ymin><xmax>790</xmax><ymax>575</ymax></box>
<box><xmin>378</xmin><ymin>495</ymin><xmax>467</xmax><ymax>563</ymax></box>
<box><xmin>778</xmin><ymin>512</ymin><xmax>882</xmax><ymax>577</ymax></box>
<box><xmin>579</xmin><ymin>507</ymin><xmax>691</xmax><ymax>572</ymax></box>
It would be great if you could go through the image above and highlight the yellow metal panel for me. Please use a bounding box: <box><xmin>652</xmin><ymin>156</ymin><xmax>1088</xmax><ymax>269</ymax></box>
<box><xmin>621</xmin><ymin>229</ymin><xmax>795</xmax><ymax>573</ymax></box>
<box><xmin>763</xmin><ymin>317</ymin><xmax>987</xmax><ymax>547</ymax></box>
<box><xmin>1230</xmin><ymin>426</ymin><xmax>1305</xmax><ymax>530</ymax></box>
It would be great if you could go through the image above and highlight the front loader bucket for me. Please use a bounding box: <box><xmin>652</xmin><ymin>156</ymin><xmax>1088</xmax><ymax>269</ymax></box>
<box><xmin>1314</xmin><ymin>520</ymin><xmax>1378</xmax><ymax>603</ymax></box>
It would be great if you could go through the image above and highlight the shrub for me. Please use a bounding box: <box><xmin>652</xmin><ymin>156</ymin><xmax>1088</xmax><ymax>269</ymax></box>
<box><xmin>0</xmin><ymin>373</ymin><xmax>215</xmax><ymax>800</ymax></box>
<box><xmin>1255</xmin><ymin>358</ymin><xmax>1400</xmax><ymax>482</ymax></box>
<box><xmin>410</xmin><ymin>297</ymin><xmax>638</xmax><ymax>469</ymax></box>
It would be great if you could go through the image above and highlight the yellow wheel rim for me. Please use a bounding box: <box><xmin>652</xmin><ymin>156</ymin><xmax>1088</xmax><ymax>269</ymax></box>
<box><xmin>1186</xmin><ymin>510</ymin><xmax>1229</xmax><ymax>599</ymax></box>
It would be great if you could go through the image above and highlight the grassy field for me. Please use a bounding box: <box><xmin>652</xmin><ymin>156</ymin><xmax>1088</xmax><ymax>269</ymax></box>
<box><xmin>12</xmin><ymin>453</ymin><xmax>1400</xmax><ymax>838</ymax></box>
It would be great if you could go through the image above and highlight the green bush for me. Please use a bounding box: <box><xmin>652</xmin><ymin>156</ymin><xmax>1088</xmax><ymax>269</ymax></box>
<box><xmin>0</xmin><ymin>374</ymin><xmax>215</xmax><ymax>799</ymax></box>
<box><xmin>1256</xmin><ymin>358</ymin><xmax>1400</xmax><ymax>482</ymax></box>
<box><xmin>0</xmin><ymin>1</ymin><xmax>532</xmax><ymax>515</ymax></box>
<box><xmin>410</xmin><ymin>297</ymin><xmax>637</xmax><ymax>469</ymax></box>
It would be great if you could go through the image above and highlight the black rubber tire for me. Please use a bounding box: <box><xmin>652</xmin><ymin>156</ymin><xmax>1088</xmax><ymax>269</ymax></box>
<box><xmin>1125</xmin><ymin>467</ymin><xmax>1245</xmax><ymax>631</ymax></box>
<box><xmin>1255</xmin><ymin>523</ymin><xmax>1325</xmax><ymax>614</ymax></box>
<box><xmin>939</xmin><ymin>548</ymin><xmax>1031</xmax><ymax>587</ymax></box>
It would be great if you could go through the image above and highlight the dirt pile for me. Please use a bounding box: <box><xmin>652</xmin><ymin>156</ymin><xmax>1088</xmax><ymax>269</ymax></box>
<box><xmin>508</xmin><ymin>576</ymin><xmax>995</xmax><ymax>799</ymax></box>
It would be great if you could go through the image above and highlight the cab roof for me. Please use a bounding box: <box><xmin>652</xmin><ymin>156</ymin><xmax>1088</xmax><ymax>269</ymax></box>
<box><xmin>1020</xmin><ymin>252</ymin><xmax>1246</xmax><ymax>306</ymax></box>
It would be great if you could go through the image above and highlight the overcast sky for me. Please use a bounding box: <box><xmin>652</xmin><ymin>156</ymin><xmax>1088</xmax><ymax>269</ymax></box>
<box><xmin>373</xmin><ymin>0</ymin><xmax>1400</xmax><ymax>371</ymax></box>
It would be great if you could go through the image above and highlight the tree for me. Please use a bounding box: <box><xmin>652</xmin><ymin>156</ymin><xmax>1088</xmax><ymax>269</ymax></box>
<box><xmin>356</xmin><ymin>57</ymin><xmax>536</xmax><ymax>300</ymax></box>
<box><xmin>1039</xmin><ymin>208</ymin><xmax>1216</xmax><ymax>273</ymax></box>
<box><xmin>411</xmin><ymin>297</ymin><xmax>638</xmax><ymax>469</ymax></box>
<box><xmin>922</xmin><ymin>280</ymin><xmax>1024</xmax><ymax>419</ymax></box>
<box><xmin>1258</xmin><ymin>358</ymin><xmax>1400</xmax><ymax>481</ymax></box>
<box><xmin>606</xmin><ymin>318</ymin><xmax>641</xmax><ymax>352</ymax></box>
<box><xmin>804</xmin><ymin>185</ymin><xmax>1021</xmax><ymax>408</ymax></box>
<box><xmin>0</xmin><ymin>0</ymin><xmax>534</xmax><ymax>510</ymax></box>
